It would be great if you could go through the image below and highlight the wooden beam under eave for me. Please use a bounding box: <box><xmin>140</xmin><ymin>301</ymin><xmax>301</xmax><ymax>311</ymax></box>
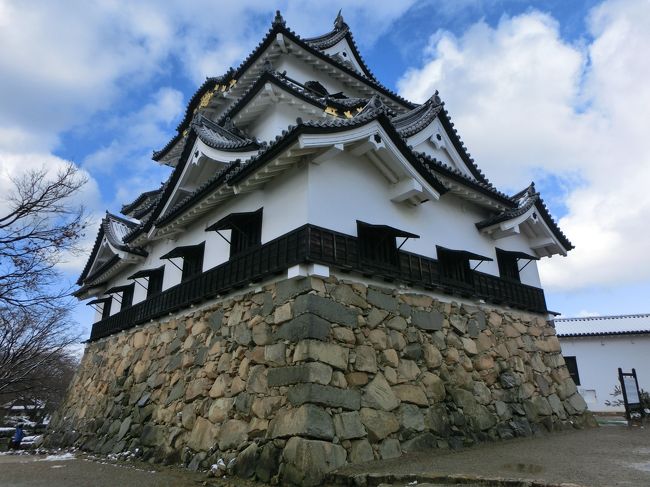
<box><xmin>311</xmin><ymin>144</ymin><xmax>344</xmax><ymax>165</ymax></box>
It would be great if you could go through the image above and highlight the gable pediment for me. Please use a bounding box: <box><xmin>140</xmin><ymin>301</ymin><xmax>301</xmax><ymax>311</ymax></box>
<box><xmin>408</xmin><ymin>117</ymin><xmax>476</xmax><ymax>180</ymax></box>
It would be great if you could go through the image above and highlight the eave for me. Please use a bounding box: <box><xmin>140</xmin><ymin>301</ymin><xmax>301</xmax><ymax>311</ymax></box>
<box><xmin>153</xmin><ymin>14</ymin><xmax>417</xmax><ymax>166</ymax></box>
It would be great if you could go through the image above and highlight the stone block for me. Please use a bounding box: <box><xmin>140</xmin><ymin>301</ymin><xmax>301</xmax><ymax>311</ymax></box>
<box><xmin>461</xmin><ymin>337</ymin><xmax>478</xmax><ymax>356</ymax></box>
<box><xmin>188</xmin><ymin>417</ymin><xmax>218</xmax><ymax>452</ymax></box>
<box><xmin>269</xmin><ymin>404</ymin><xmax>334</xmax><ymax>440</ymax></box>
<box><xmin>368</xmin><ymin>329</ymin><xmax>388</xmax><ymax>349</ymax></box>
<box><xmin>274</xmin><ymin>313</ymin><xmax>331</xmax><ymax>342</ymax></box>
<box><xmin>165</xmin><ymin>379</ymin><xmax>185</xmax><ymax>405</ymax></box>
<box><xmin>208</xmin><ymin>375</ymin><xmax>230</xmax><ymax>398</ymax></box>
<box><xmin>288</xmin><ymin>383</ymin><xmax>361</xmax><ymax>410</ymax></box>
<box><xmin>367</xmin><ymin>308</ymin><xmax>388</xmax><ymax>327</ymax></box>
<box><xmin>256</xmin><ymin>442</ymin><xmax>281</xmax><ymax>483</ymax></box>
<box><xmin>346</xmin><ymin>372</ymin><xmax>369</xmax><ymax>387</ymax></box>
<box><xmin>333</xmin><ymin>411</ymin><xmax>366</xmax><ymax>440</ymax></box>
<box><xmin>140</xmin><ymin>423</ymin><xmax>163</xmax><ymax>447</ymax></box>
<box><xmin>403</xmin><ymin>343</ymin><xmax>423</xmax><ymax>360</ymax></box>
<box><xmin>234</xmin><ymin>442</ymin><xmax>258</xmax><ymax>478</ymax></box>
<box><xmin>252</xmin><ymin>323</ymin><xmax>272</xmax><ymax>345</ymax></box>
<box><xmin>397</xmin><ymin>359</ymin><xmax>420</xmax><ymax>381</ymax></box>
<box><xmin>349</xmin><ymin>439</ymin><xmax>374</xmax><ymax>463</ymax></box>
<box><xmin>392</xmin><ymin>384</ymin><xmax>428</xmax><ymax>406</ymax></box>
<box><xmin>566</xmin><ymin>392</ymin><xmax>588</xmax><ymax>413</ymax></box>
<box><xmin>293</xmin><ymin>294</ymin><xmax>358</xmax><ymax>327</ymax></box>
<box><xmin>264</xmin><ymin>343</ymin><xmax>286</xmax><ymax>366</ymax></box>
<box><xmin>251</xmin><ymin>396</ymin><xmax>282</xmax><ymax>419</ymax></box>
<box><xmin>422</xmin><ymin>343</ymin><xmax>443</xmax><ymax>368</ymax></box>
<box><xmin>267</xmin><ymin>362</ymin><xmax>333</xmax><ymax>387</ymax></box>
<box><xmin>275</xmin><ymin>277</ymin><xmax>313</xmax><ymax>304</ymax></box>
<box><xmin>293</xmin><ymin>339</ymin><xmax>349</xmax><ymax>370</ymax></box>
<box><xmin>354</xmin><ymin>345</ymin><xmax>378</xmax><ymax>373</ymax></box>
<box><xmin>218</xmin><ymin>419</ymin><xmax>249</xmax><ymax>450</ymax></box>
<box><xmin>282</xmin><ymin>437</ymin><xmax>347</xmax><ymax>487</ymax></box>
<box><xmin>386</xmin><ymin>315</ymin><xmax>407</xmax><ymax>331</ymax></box>
<box><xmin>389</xmin><ymin>330</ymin><xmax>406</xmax><ymax>350</ymax></box>
<box><xmin>332</xmin><ymin>326</ymin><xmax>356</xmax><ymax>344</ymax></box>
<box><xmin>412</xmin><ymin>310</ymin><xmax>443</xmax><ymax>331</ymax></box>
<box><xmin>378</xmin><ymin>438</ymin><xmax>401</xmax><ymax>459</ymax></box>
<box><xmin>449</xmin><ymin>315</ymin><xmax>467</xmax><ymax>335</ymax></box>
<box><xmin>360</xmin><ymin>408</ymin><xmax>399</xmax><ymax>442</ymax></box>
<box><xmin>208</xmin><ymin>397</ymin><xmax>235</xmax><ymax>423</ymax></box>
<box><xmin>380</xmin><ymin>349</ymin><xmax>399</xmax><ymax>368</ymax></box>
<box><xmin>331</xmin><ymin>284</ymin><xmax>368</xmax><ymax>308</ymax></box>
<box><xmin>367</xmin><ymin>288</ymin><xmax>398</xmax><ymax>312</ymax></box>
<box><xmin>397</xmin><ymin>403</ymin><xmax>425</xmax><ymax>432</ymax></box>
<box><xmin>185</xmin><ymin>378</ymin><xmax>210</xmax><ymax>401</ymax></box>
<box><xmin>401</xmin><ymin>432</ymin><xmax>436</xmax><ymax>452</ymax></box>
<box><xmin>232</xmin><ymin>323</ymin><xmax>252</xmax><ymax>345</ymax></box>
<box><xmin>420</xmin><ymin>372</ymin><xmax>446</xmax><ymax>402</ymax></box>
<box><xmin>362</xmin><ymin>373</ymin><xmax>400</xmax><ymax>411</ymax></box>
<box><xmin>274</xmin><ymin>302</ymin><xmax>293</xmax><ymax>324</ymax></box>
<box><xmin>208</xmin><ymin>311</ymin><xmax>224</xmax><ymax>332</ymax></box>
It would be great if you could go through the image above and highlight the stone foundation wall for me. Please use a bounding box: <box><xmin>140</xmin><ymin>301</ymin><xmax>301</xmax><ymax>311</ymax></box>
<box><xmin>48</xmin><ymin>276</ymin><xmax>594</xmax><ymax>486</ymax></box>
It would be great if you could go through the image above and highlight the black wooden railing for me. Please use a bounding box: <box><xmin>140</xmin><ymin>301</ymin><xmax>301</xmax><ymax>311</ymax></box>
<box><xmin>89</xmin><ymin>224</ymin><xmax>546</xmax><ymax>341</ymax></box>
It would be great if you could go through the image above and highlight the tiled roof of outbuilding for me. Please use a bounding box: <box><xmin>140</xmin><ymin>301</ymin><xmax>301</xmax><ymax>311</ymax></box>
<box><xmin>555</xmin><ymin>314</ymin><xmax>650</xmax><ymax>337</ymax></box>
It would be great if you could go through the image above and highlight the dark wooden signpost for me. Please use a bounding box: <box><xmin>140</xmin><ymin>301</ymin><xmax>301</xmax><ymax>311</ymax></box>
<box><xmin>618</xmin><ymin>368</ymin><xmax>645</xmax><ymax>422</ymax></box>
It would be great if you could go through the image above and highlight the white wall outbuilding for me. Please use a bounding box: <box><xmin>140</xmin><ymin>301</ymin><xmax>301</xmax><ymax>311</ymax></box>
<box><xmin>555</xmin><ymin>314</ymin><xmax>650</xmax><ymax>413</ymax></box>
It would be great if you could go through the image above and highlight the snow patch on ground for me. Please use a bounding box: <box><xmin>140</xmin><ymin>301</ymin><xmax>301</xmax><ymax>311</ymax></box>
<box><xmin>40</xmin><ymin>453</ymin><xmax>76</xmax><ymax>461</ymax></box>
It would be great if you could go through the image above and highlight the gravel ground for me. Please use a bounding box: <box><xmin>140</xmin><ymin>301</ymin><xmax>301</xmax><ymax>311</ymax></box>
<box><xmin>333</xmin><ymin>423</ymin><xmax>650</xmax><ymax>486</ymax></box>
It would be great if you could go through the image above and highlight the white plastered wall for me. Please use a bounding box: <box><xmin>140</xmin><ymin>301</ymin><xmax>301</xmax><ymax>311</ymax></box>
<box><xmin>305</xmin><ymin>151</ymin><xmax>542</xmax><ymax>287</ymax></box>
<box><xmin>559</xmin><ymin>334</ymin><xmax>650</xmax><ymax>412</ymax></box>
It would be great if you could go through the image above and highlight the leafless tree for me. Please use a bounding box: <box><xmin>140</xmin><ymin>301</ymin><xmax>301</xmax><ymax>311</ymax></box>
<box><xmin>0</xmin><ymin>163</ymin><xmax>87</xmax><ymax>400</ymax></box>
<box><xmin>0</xmin><ymin>163</ymin><xmax>87</xmax><ymax>310</ymax></box>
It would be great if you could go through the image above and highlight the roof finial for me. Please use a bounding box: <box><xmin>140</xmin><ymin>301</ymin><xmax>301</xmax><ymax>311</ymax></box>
<box><xmin>273</xmin><ymin>10</ymin><xmax>286</xmax><ymax>27</ymax></box>
<box><xmin>334</xmin><ymin>9</ymin><xmax>345</xmax><ymax>30</ymax></box>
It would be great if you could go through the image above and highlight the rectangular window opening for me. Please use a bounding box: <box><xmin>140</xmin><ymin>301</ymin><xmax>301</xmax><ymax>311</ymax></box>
<box><xmin>438</xmin><ymin>248</ymin><xmax>472</xmax><ymax>285</ymax></box>
<box><xmin>497</xmin><ymin>250</ymin><xmax>521</xmax><ymax>282</ymax></box>
<box><xmin>564</xmin><ymin>356</ymin><xmax>580</xmax><ymax>386</ymax></box>
<box><xmin>182</xmin><ymin>247</ymin><xmax>204</xmax><ymax>282</ymax></box>
<box><xmin>146</xmin><ymin>268</ymin><xmax>164</xmax><ymax>297</ymax></box>
<box><xmin>206</xmin><ymin>208</ymin><xmax>263</xmax><ymax>259</ymax></box>
<box><xmin>101</xmin><ymin>299</ymin><xmax>112</xmax><ymax>320</ymax></box>
<box><xmin>120</xmin><ymin>284</ymin><xmax>135</xmax><ymax>311</ymax></box>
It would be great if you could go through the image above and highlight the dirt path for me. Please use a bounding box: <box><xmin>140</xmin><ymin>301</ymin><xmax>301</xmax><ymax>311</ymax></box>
<box><xmin>0</xmin><ymin>452</ymin><xmax>265</xmax><ymax>487</ymax></box>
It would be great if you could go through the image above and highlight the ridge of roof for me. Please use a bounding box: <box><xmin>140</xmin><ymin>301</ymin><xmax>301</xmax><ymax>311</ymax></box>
<box><xmin>391</xmin><ymin>92</ymin><xmax>443</xmax><ymax>137</ymax></box>
<box><xmin>192</xmin><ymin>114</ymin><xmax>261</xmax><ymax>151</ymax></box>
<box><xmin>391</xmin><ymin>93</ymin><xmax>494</xmax><ymax>188</ymax></box>
<box><xmin>411</xmin><ymin>150</ymin><xmax>514</xmax><ymax>207</ymax></box>
<box><xmin>121</xmin><ymin>188</ymin><xmax>162</xmax><ymax>215</ymax></box>
<box><xmin>555</xmin><ymin>313</ymin><xmax>650</xmax><ymax>322</ymax></box>
<box><xmin>474</xmin><ymin>183</ymin><xmax>573</xmax><ymax>251</ymax></box>
<box><xmin>216</xmin><ymin>69</ymin><xmax>370</xmax><ymax>126</ymax></box>
<box><xmin>303</xmin><ymin>11</ymin><xmax>378</xmax><ymax>83</ymax></box>
<box><xmin>153</xmin><ymin>12</ymin><xmax>417</xmax><ymax>163</ymax></box>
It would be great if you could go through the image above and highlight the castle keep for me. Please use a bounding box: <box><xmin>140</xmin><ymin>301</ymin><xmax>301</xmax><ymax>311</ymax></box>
<box><xmin>49</xmin><ymin>12</ymin><xmax>593</xmax><ymax>486</ymax></box>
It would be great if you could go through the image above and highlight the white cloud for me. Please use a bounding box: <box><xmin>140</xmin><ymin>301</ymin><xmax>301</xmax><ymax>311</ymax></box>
<box><xmin>0</xmin><ymin>1</ymin><xmax>416</xmax><ymax>277</ymax></box>
<box><xmin>397</xmin><ymin>0</ymin><xmax>650</xmax><ymax>292</ymax></box>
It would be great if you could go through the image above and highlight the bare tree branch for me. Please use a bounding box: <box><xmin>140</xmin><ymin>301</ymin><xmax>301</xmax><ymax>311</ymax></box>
<box><xmin>0</xmin><ymin>161</ymin><xmax>86</xmax><ymax>402</ymax></box>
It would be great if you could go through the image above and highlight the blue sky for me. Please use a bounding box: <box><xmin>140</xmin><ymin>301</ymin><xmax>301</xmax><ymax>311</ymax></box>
<box><xmin>1</xmin><ymin>0</ymin><xmax>649</xmax><ymax>335</ymax></box>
